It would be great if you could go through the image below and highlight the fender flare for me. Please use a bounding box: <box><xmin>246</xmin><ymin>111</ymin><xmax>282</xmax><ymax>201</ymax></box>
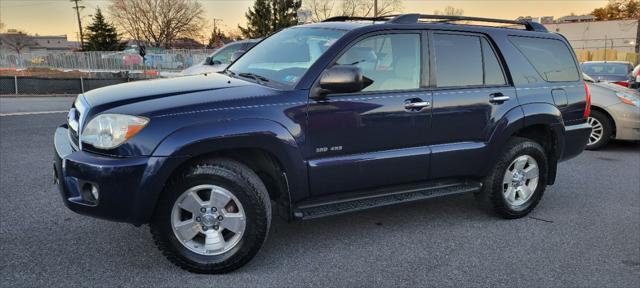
<box><xmin>132</xmin><ymin>118</ymin><xmax>307</xmax><ymax>225</ymax></box>
<box><xmin>482</xmin><ymin>103</ymin><xmax>564</xmax><ymax>178</ymax></box>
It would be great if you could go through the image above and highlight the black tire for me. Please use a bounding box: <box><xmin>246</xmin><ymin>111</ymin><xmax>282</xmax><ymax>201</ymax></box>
<box><xmin>476</xmin><ymin>137</ymin><xmax>548</xmax><ymax>219</ymax></box>
<box><xmin>150</xmin><ymin>158</ymin><xmax>271</xmax><ymax>274</ymax></box>
<box><xmin>586</xmin><ymin>110</ymin><xmax>613</xmax><ymax>150</ymax></box>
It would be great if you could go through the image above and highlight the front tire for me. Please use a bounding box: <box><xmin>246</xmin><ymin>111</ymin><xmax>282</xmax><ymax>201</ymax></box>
<box><xmin>477</xmin><ymin>137</ymin><xmax>548</xmax><ymax>219</ymax></box>
<box><xmin>586</xmin><ymin>110</ymin><xmax>613</xmax><ymax>150</ymax></box>
<box><xmin>150</xmin><ymin>158</ymin><xmax>271</xmax><ymax>274</ymax></box>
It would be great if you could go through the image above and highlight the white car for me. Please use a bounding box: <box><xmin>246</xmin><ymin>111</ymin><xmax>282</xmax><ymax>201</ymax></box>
<box><xmin>180</xmin><ymin>39</ymin><xmax>260</xmax><ymax>76</ymax></box>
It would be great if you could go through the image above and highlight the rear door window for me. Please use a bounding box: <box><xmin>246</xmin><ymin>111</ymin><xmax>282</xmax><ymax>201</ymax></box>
<box><xmin>434</xmin><ymin>34</ymin><xmax>483</xmax><ymax>87</ymax></box>
<box><xmin>509</xmin><ymin>36</ymin><xmax>579</xmax><ymax>82</ymax></box>
<box><xmin>433</xmin><ymin>34</ymin><xmax>506</xmax><ymax>87</ymax></box>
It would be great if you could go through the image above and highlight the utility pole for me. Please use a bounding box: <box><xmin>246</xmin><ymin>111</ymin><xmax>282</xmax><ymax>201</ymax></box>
<box><xmin>212</xmin><ymin>18</ymin><xmax>223</xmax><ymax>47</ymax></box>
<box><xmin>71</xmin><ymin>0</ymin><xmax>85</xmax><ymax>49</ymax></box>
<box><xmin>373</xmin><ymin>0</ymin><xmax>378</xmax><ymax>17</ymax></box>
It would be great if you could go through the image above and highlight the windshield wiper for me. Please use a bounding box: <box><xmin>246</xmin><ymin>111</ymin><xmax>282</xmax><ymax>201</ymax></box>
<box><xmin>238</xmin><ymin>72</ymin><xmax>270</xmax><ymax>83</ymax></box>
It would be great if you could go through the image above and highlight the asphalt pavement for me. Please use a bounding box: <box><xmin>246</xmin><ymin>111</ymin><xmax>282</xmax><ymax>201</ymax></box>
<box><xmin>0</xmin><ymin>98</ymin><xmax>638</xmax><ymax>287</ymax></box>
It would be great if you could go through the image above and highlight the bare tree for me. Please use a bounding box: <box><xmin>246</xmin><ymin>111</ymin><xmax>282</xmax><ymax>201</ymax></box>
<box><xmin>434</xmin><ymin>6</ymin><xmax>464</xmax><ymax>16</ymax></box>
<box><xmin>303</xmin><ymin>0</ymin><xmax>402</xmax><ymax>22</ymax></box>
<box><xmin>108</xmin><ymin>0</ymin><xmax>205</xmax><ymax>48</ymax></box>
<box><xmin>342</xmin><ymin>0</ymin><xmax>402</xmax><ymax>17</ymax></box>
<box><xmin>303</xmin><ymin>0</ymin><xmax>338</xmax><ymax>22</ymax></box>
<box><xmin>0</xmin><ymin>31</ymin><xmax>34</xmax><ymax>55</ymax></box>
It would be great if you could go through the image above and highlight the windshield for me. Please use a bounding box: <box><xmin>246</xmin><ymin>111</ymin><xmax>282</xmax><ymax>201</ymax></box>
<box><xmin>581</xmin><ymin>62</ymin><xmax>631</xmax><ymax>76</ymax></box>
<box><xmin>227</xmin><ymin>27</ymin><xmax>346</xmax><ymax>88</ymax></box>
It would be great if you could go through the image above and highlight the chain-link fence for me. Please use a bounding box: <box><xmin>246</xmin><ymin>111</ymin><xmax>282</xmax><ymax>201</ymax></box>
<box><xmin>0</xmin><ymin>74</ymin><xmax>162</xmax><ymax>95</ymax></box>
<box><xmin>0</xmin><ymin>49</ymin><xmax>213</xmax><ymax>72</ymax></box>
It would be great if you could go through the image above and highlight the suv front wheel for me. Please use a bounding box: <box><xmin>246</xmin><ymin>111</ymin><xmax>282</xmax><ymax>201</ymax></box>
<box><xmin>150</xmin><ymin>158</ymin><xmax>271</xmax><ymax>274</ymax></box>
<box><xmin>477</xmin><ymin>137</ymin><xmax>548</xmax><ymax>218</ymax></box>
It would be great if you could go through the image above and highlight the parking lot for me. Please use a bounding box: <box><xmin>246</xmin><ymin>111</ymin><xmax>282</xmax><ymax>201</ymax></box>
<box><xmin>0</xmin><ymin>97</ymin><xmax>638</xmax><ymax>287</ymax></box>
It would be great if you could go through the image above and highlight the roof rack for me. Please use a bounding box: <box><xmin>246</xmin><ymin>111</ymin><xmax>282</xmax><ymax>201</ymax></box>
<box><xmin>321</xmin><ymin>13</ymin><xmax>548</xmax><ymax>32</ymax></box>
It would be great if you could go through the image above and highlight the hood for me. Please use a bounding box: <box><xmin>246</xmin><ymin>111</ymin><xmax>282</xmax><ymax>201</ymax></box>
<box><xmin>180</xmin><ymin>63</ymin><xmax>227</xmax><ymax>76</ymax></box>
<box><xmin>591</xmin><ymin>80</ymin><xmax>640</xmax><ymax>96</ymax></box>
<box><xmin>80</xmin><ymin>73</ymin><xmax>281</xmax><ymax>118</ymax></box>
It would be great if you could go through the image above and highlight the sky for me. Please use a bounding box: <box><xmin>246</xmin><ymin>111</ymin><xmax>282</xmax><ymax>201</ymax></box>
<box><xmin>0</xmin><ymin>0</ymin><xmax>610</xmax><ymax>42</ymax></box>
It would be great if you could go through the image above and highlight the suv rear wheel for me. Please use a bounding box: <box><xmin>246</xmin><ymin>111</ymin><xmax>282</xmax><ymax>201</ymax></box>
<box><xmin>150</xmin><ymin>158</ymin><xmax>271</xmax><ymax>274</ymax></box>
<box><xmin>477</xmin><ymin>137</ymin><xmax>548</xmax><ymax>219</ymax></box>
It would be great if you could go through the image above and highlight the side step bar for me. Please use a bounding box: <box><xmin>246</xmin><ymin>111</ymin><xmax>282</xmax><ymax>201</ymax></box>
<box><xmin>293</xmin><ymin>181</ymin><xmax>482</xmax><ymax>220</ymax></box>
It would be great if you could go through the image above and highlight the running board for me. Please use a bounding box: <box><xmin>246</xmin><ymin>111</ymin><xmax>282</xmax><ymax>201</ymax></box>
<box><xmin>293</xmin><ymin>181</ymin><xmax>482</xmax><ymax>220</ymax></box>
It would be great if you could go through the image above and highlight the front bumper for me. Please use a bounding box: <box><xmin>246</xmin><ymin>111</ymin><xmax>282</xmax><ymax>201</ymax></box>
<box><xmin>608</xmin><ymin>103</ymin><xmax>640</xmax><ymax>141</ymax></box>
<box><xmin>54</xmin><ymin>125</ymin><xmax>179</xmax><ymax>225</ymax></box>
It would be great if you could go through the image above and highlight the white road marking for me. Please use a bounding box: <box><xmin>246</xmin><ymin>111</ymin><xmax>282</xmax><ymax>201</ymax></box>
<box><xmin>0</xmin><ymin>110</ymin><xmax>68</xmax><ymax>117</ymax></box>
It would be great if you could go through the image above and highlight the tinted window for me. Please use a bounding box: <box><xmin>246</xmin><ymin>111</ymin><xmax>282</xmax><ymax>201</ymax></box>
<box><xmin>482</xmin><ymin>38</ymin><xmax>506</xmax><ymax>86</ymax></box>
<box><xmin>509</xmin><ymin>36</ymin><xmax>579</xmax><ymax>82</ymax></box>
<box><xmin>336</xmin><ymin>34</ymin><xmax>421</xmax><ymax>91</ymax></box>
<box><xmin>434</xmin><ymin>34</ymin><xmax>483</xmax><ymax>87</ymax></box>
<box><xmin>581</xmin><ymin>62</ymin><xmax>632</xmax><ymax>76</ymax></box>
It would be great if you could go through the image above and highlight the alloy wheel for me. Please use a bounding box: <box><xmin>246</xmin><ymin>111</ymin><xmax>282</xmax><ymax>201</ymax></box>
<box><xmin>170</xmin><ymin>184</ymin><xmax>246</xmax><ymax>256</ymax></box>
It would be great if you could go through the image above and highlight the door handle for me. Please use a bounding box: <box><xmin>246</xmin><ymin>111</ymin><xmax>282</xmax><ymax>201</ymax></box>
<box><xmin>404</xmin><ymin>101</ymin><xmax>431</xmax><ymax>110</ymax></box>
<box><xmin>489</xmin><ymin>93</ymin><xmax>510</xmax><ymax>103</ymax></box>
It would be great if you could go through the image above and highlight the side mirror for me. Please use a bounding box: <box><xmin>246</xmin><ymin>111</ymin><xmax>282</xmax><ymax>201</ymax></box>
<box><xmin>230</xmin><ymin>50</ymin><xmax>245</xmax><ymax>62</ymax></box>
<box><xmin>204</xmin><ymin>56</ymin><xmax>213</xmax><ymax>65</ymax></box>
<box><xmin>315</xmin><ymin>65</ymin><xmax>367</xmax><ymax>97</ymax></box>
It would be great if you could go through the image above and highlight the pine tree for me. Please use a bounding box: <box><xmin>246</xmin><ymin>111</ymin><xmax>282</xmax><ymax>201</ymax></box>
<box><xmin>83</xmin><ymin>8</ymin><xmax>125</xmax><ymax>51</ymax></box>
<box><xmin>239</xmin><ymin>0</ymin><xmax>301</xmax><ymax>38</ymax></box>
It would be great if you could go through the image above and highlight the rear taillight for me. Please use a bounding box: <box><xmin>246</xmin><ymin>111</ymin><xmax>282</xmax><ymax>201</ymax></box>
<box><xmin>583</xmin><ymin>82</ymin><xmax>591</xmax><ymax>118</ymax></box>
<box><xmin>612</xmin><ymin>81</ymin><xmax>629</xmax><ymax>87</ymax></box>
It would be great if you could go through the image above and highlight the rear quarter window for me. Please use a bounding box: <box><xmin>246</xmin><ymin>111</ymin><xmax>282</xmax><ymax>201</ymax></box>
<box><xmin>509</xmin><ymin>36</ymin><xmax>579</xmax><ymax>82</ymax></box>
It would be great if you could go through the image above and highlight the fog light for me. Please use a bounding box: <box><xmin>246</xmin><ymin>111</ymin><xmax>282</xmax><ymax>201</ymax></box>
<box><xmin>81</xmin><ymin>183</ymin><xmax>99</xmax><ymax>203</ymax></box>
<box><xmin>90</xmin><ymin>185</ymin><xmax>99</xmax><ymax>201</ymax></box>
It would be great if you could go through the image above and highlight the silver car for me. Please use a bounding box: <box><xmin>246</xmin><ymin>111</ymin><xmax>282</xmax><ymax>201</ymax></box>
<box><xmin>584</xmin><ymin>73</ymin><xmax>640</xmax><ymax>149</ymax></box>
<box><xmin>180</xmin><ymin>39</ymin><xmax>261</xmax><ymax>76</ymax></box>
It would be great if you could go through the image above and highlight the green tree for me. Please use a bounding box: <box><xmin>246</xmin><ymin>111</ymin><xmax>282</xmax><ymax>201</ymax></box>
<box><xmin>83</xmin><ymin>8</ymin><xmax>125</xmax><ymax>51</ymax></box>
<box><xmin>207</xmin><ymin>29</ymin><xmax>233</xmax><ymax>48</ymax></box>
<box><xmin>239</xmin><ymin>0</ymin><xmax>301</xmax><ymax>38</ymax></box>
<box><xmin>591</xmin><ymin>0</ymin><xmax>639</xmax><ymax>20</ymax></box>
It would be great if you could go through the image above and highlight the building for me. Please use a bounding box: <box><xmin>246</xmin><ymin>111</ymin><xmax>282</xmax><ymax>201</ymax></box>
<box><xmin>0</xmin><ymin>29</ymin><xmax>77</xmax><ymax>54</ymax></box>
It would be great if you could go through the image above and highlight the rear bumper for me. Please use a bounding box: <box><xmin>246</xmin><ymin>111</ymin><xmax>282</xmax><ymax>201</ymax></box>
<box><xmin>559</xmin><ymin>122</ymin><xmax>591</xmax><ymax>161</ymax></box>
<box><xmin>53</xmin><ymin>125</ymin><xmax>181</xmax><ymax>225</ymax></box>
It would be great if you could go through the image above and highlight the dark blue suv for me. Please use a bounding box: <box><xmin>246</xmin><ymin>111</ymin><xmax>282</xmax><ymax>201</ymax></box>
<box><xmin>53</xmin><ymin>14</ymin><xmax>592</xmax><ymax>273</ymax></box>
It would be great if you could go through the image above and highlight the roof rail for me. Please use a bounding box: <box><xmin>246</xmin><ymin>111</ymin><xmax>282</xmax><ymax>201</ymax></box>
<box><xmin>322</xmin><ymin>13</ymin><xmax>548</xmax><ymax>32</ymax></box>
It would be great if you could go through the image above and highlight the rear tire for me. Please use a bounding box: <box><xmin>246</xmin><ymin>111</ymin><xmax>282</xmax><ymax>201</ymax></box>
<box><xmin>150</xmin><ymin>158</ymin><xmax>271</xmax><ymax>274</ymax></box>
<box><xmin>586</xmin><ymin>110</ymin><xmax>613</xmax><ymax>150</ymax></box>
<box><xmin>476</xmin><ymin>137</ymin><xmax>548</xmax><ymax>219</ymax></box>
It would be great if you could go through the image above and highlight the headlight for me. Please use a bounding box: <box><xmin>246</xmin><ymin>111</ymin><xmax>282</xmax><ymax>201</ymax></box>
<box><xmin>81</xmin><ymin>114</ymin><xmax>149</xmax><ymax>149</ymax></box>
<box><xmin>616</xmin><ymin>92</ymin><xmax>640</xmax><ymax>108</ymax></box>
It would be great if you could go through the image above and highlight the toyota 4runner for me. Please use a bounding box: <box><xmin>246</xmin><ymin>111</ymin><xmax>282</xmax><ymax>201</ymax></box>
<box><xmin>53</xmin><ymin>14</ymin><xmax>592</xmax><ymax>273</ymax></box>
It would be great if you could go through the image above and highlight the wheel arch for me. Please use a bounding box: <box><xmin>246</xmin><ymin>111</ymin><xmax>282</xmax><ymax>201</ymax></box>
<box><xmin>590</xmin><ymin>105</ymin><xmax>617</xmax><ymax>137</ymax></box>
<box><xmin>485</xmin><ymin>103</ymin><xmax>563</xmax><ymax>185</ymax></box>
<box><xmin>132</xmin><ymin>118</ymin><xmax>307</xmax><ymax>225</ymax></box>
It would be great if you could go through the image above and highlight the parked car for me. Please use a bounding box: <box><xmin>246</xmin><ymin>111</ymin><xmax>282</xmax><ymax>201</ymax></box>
<box><xmin>53</xmin><ymin>14</ymin><xmax>591</xmax><ymax>274</ymax></box>
<box><xmin>581</xmin><ymin>61</ymin><xmax>635</xmax><ymax>88</ymax></box>
<box><xmin>632</xmin><ymin>64</ymin><xmax>640</xmax><ymax>89</ymax></box>
<box><xmin>180</xmin><ymin>39</ymin><xmax>260</xmax><ymax>76</ymax></box>
<box><xmin>583</xmin><ymin>73</ymin><xmax>640</xmax><ymax>149</ymax></box>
